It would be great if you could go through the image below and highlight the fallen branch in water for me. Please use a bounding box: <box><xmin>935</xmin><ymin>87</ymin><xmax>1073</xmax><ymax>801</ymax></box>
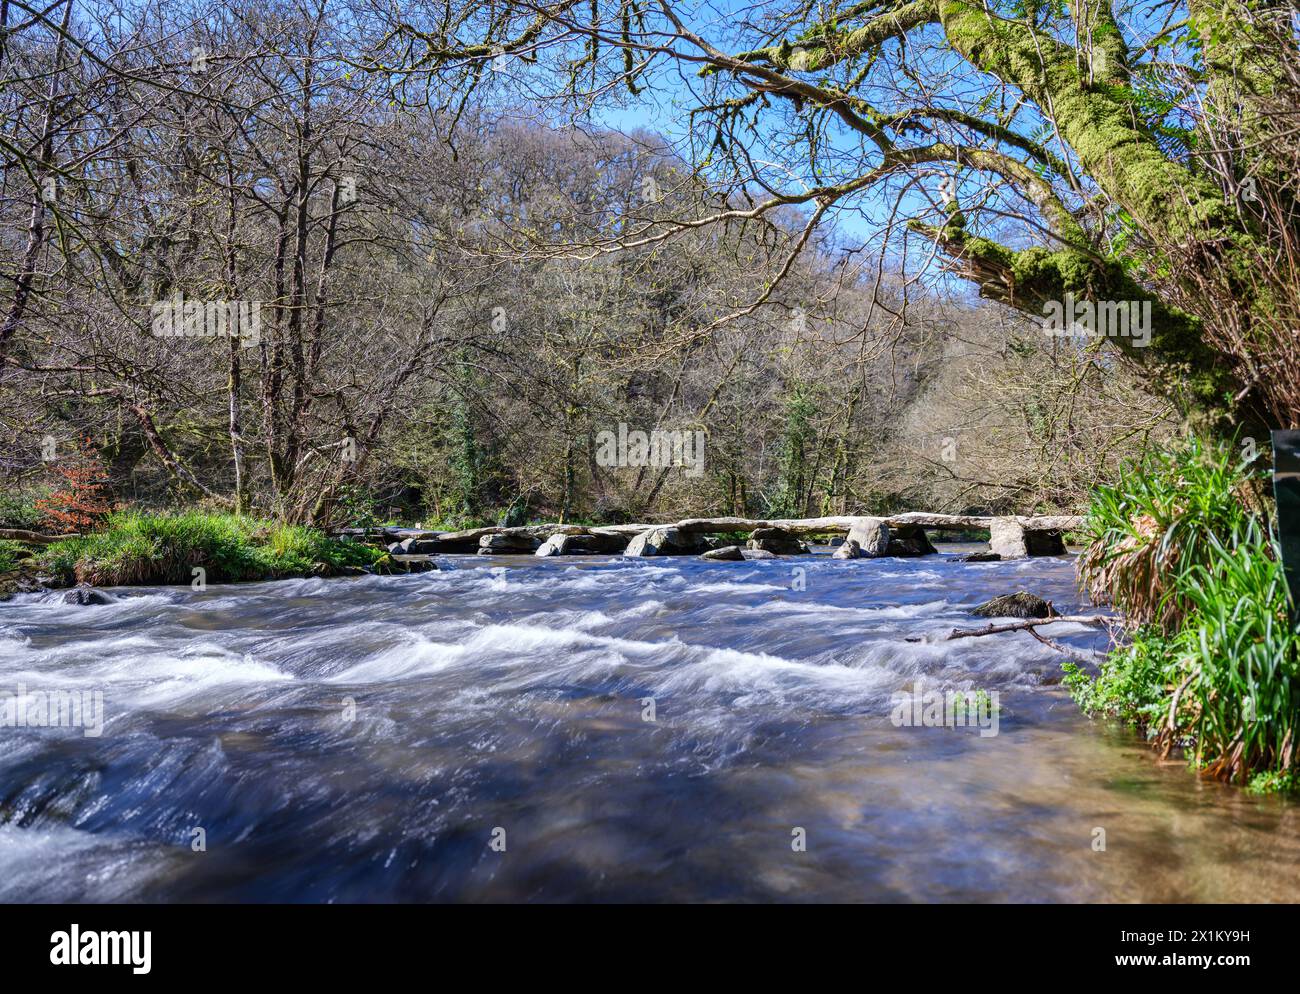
<box><xmin>944</xmin><ymin>615</ymin><xmax>1111</xmax><ymax>641</ymax></box>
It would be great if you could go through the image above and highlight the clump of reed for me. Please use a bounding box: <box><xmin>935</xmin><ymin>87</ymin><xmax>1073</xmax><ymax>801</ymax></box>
<box><xmin>1068</xmin><ymin>438</ymin><xmax>1299</xmax><ymax>791</ymax></box>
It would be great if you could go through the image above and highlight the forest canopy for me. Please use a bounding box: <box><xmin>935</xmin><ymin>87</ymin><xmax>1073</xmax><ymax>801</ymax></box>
<box><xmin>9</xmin><ymin>0</ymin><xmax>1293</xmax><ymax>527</ymax></box>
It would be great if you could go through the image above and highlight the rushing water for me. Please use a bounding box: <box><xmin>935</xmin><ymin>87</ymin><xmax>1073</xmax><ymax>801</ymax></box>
<box><xmin>1</xmin><ymin>547</ymin><xmax>1298</xmax><ymax>903</ymax></box>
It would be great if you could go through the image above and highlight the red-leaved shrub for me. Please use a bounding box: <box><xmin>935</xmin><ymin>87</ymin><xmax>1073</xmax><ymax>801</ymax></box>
<box><xmin>35</xmin><ymin>439</ymin><xmax>114</xmax><ymax>532</ymax></box>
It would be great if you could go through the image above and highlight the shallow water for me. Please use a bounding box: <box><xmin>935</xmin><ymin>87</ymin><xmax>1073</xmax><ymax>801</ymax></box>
<box><xmin>1</xmin><ymin>547</ymin><xmax>1298</xmax><ymax>902</ymax></box>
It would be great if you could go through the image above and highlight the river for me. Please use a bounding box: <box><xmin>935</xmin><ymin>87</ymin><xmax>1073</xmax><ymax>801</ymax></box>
<box><xmin>2</xmin><ymin>547</ymin><xmax>1298</xmax><ymax>902</ymax></box>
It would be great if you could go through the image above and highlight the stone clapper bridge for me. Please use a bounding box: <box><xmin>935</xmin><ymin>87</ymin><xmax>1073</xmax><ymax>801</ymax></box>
<box><xmin>345</xmin><ymin>513</ymin><xmax>1084</xmax><ymax>562</ymax></box>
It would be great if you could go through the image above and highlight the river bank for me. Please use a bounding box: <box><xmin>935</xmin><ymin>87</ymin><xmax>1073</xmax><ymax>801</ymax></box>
<box><xmin>0</xmin><ymin>512</ymin><xmax>436</xmax><ymax>601</ymax></box>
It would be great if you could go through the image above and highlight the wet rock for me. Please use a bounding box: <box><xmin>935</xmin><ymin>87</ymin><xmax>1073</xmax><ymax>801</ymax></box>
<box><xmin>741</xmin><ymin>548</ymin><xmax>777</xmax><ymax>560</ymax></box>
<box><xmin>701</xmin><ymin>545</ymin><xmax>745</xmax><ymax>561</ymax></box>
<box><xmin>971</xmin><ymin>591</ymin><xmax>1057</xmax><ymax>619</ymax></box>
<box><xmin>389</xmin><ymin>537</ymin><xmax>445</xmax><ymax>555</ymax></box>
<box><xmin>382</xmin><ymin>557</ymin><xmax>439</xmax><ymax>574</ymax></box>
<box><xmin>62</xmin><ymin>586</ymin><xmax>114</xmax><ymax>606</ymax></box>
<box><xmin>845</xmin><ymin>517</ymin><xmax>890</xmax><ymax>557</ymax></box>
<box><xmin>832</xmin><ymin>539</ymin><xmax>861</xmax><ymax>560</ymax></box>
<box><xmin>534</xmin><ymin>533</ymin><xmax>568</xmax><ymax>557</ymax></box>
<box><xmin>478</xmin><ymin>532</ymin><xmax>542</xmax><ymax>554</ymax></box>
<box><xmin>624</xmin><ymin>527</ymin><xmax>710</xmax><ymax>557</ymax></box>
<box><xmin>746</xmin><ymin>527</ymin><xmax>807</xmax><ymax>555</ymax></box>
<box><xmin>958</xmin><ymin>551</ymin><xmax>1002</xmax><ymax>562</ymax></box>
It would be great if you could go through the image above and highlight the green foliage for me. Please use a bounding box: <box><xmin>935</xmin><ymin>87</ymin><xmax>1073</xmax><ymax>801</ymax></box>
<box><xmin>1179</xmin><ymin>524</ymin><xmax>1300</xmax><ymax>781</ymax></box>
<box><xmin>1062</xmin><ymin>627</ymin><xmax>1184</xmax><ymax>730</ymax></box>
<box><xmin>1069</xmin><ymin>437</ymin><xmax>1299</xmax><ymax>790</ymax></box>
<box><xmin>37</xmin><ymin>511</ymin><xmax>383</xmax><ymax>587</ymax></box>
<box><xmin>447</xmin><ymin>357</ymin><xmax>497</xmax><ymax>522</ymax></box>
<box><xmin>0</xmin><ymin>486</ymin><xmax>50</xmax><ymax>530</ymax></box>
<box><xmin>333</xmin><ymin>484</ymin><xmax>383</xmax><ymax>529</ymax></box>
<box><xmin>764</xmin><ymin>383</ymin><xmax>820</xmax><ymax>518</ymax></box>
<box><xmin>1077</xmin><ymin>435</ymin><xmax>1264</xmax><ymax>630</ymax></box>
<box><xmin>0</xmin><ymin>540</ymin><xmax>28</xmax><ymax>575</ymax></box>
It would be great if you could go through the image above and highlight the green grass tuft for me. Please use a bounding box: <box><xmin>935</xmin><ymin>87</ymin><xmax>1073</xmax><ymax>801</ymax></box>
<box><xmin>36</xmin><ymin>511</ymin><xmax>384</xmax><ymax>587</ymax></box>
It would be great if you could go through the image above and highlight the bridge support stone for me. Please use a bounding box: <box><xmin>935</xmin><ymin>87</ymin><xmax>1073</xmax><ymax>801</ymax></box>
<box><xmin>989</xmin><ymin>517</ymin><xmax>1067</xmax><ymax>558</ymax></box>
<box><xmin>841</xmin><ymin>517</ymin><xmax>890</xmax><ymax>557</ymax></box>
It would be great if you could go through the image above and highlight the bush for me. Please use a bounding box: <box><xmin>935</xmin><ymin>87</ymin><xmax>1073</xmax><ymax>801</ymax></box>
<box><xmin>0</xmin><ymin>487</ymin><xmax>50</xmax><ymax>530</ymax></box>
<box><xmin>37</xmin><ymin>511</ymin><xmax>384</xmax><ymax>587</ymax></box>
<box><xmin>1068</xmin><ymin>438</ymin><xmax>1300</xmax><ymax>790</ymax></box>
<box><xmin>34</xmin><ymin>439</ymin><xmax>113</xmax><ymax>532</ymax></box>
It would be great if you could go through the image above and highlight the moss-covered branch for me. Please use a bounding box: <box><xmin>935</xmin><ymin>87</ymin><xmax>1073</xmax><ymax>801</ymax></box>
<box><xmin>730</xmin><ymin>0</ymin><xmax>939</xmax><ymax>72</ymax></box>
<box><xmin>911</xmin><ymin>219</ymin><xmax>1231</xmax><ymax>416</ymax></box>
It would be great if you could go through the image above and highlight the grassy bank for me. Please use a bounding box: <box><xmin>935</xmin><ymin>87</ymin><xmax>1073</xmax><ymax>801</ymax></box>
<box><xmin>1064</xmin><ymin>439</ymin><xmax>1300</xmax><ymax>793</ymax></box>
<box><xmin>29</xmin><ymin>511</ymin><xmax>389</xmax><ymax>588</ymax></box>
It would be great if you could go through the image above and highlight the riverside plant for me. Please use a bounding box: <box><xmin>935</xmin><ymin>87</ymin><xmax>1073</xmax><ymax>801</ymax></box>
<box><xmin>37</xmin><ymin>511</ymin><xmax>386</xmax><ymax>587</ymax></box>
<box><xmin>1067</xmin><ymin>439</ymin><xmax>1300</xmax><ymax>791</ymax></box>
<box><xmin>0</xmin><ymin>540</ymin><xmax>26</xmax><ymax>575</ymax></box>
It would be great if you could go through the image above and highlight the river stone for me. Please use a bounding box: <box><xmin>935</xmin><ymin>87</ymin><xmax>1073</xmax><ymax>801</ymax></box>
<box><xmin>390</xmin><ymin>537</ymin><xmax>445</xmax><ymax>555</ymax></box>
<box><xmin>832</xmin><ymin>539</ymin><xmax>861</xmax><ymax>560</ymax></box>
<box><xmin>478</xmin><ymin>532</ymin><xmax>542</xmax><ymax>554</ymax></box>
<box><xmin>535</xmin><ymin>533</ymin><xmax>571</xmax><ymax>557</ymax></box>
<box><xmin>63</xmin><ymin>586</ymin><xmax>114</xmax><ymax>606</ymax></box>
<box><xmin>746</xmin><ymin>527</ymin><xmax>807</xmax><ymax>555</ymax></box>
<box><xmin>885</xmin><ymin>524</ymin><xmax>937</xmax><ymax>557</ymax></box>
<box><xmin>701</xmin><ymin>545</ymin><xmax>745</xmax><ymax>561</ymax></box>
<box><xmin>381</xmin><ymin>557</ymin><xmax>439</xmax><ymax>574</ymax></box>
<box><xmin>741</xmin><ymin>548</ymin><xmax>777</xmax><ymax>560</ymax></box>
<box><xmin>536</xmin><ymin>532</ymin><xmax>627</xmax><ymax>556</ymax></box>
<box><xmin>624</xmin><ymin>527</ymin><xmax>709</xmax><ymax>557</ymax></box>
<box><xmin>958</xmin><ymin>551</ymin><xmax>1002</xmax><ymax>562</ymax></box>
<box><xmin>972</xmin><ymin>591</ymin><xmax>1058</xmax><ymax>619</ymax></box>
<box><xmin>845</xmin><ymin>517</ymin><xmax>890</xmax><ymax>557</ymax></box>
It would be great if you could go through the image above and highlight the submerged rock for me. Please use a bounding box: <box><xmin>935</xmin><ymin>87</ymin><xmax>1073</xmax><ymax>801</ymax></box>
<box><xmin>746</xmin><ymin>527</ymin><xmax>807</xmax><ymax>555</ymax></box>
<box><xmin>62</xmin><ymin>586</ymin><xmax>114</xmax><ymax>606</ymax></box>
<box><xmin>971</xmin><ymin>591</ymin><xmax>1057</xmax><ymax>619</ymax></box>
<box><xmin>700</xmin><ymin>545</ymin><xmax>745</xmax><ymax>561</ymax></box>
<box><xmin>381</xmin><ymin>557</ymin><xmax>439</xmax><ymax>574</ymax></box>
<box><xmin>958</xmin><ymin>551</ymin><xmax>1002</xmax><ymax>563</ymax></box>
